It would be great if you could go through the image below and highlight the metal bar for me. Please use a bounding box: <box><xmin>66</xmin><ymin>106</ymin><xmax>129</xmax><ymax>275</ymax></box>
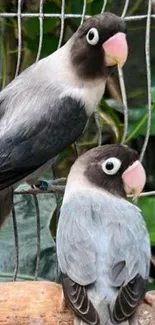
<box><xmin>33</xmin><ymin>194</ymin><xmax>41</xmax><ymax>280</ymax></box>
<box><xmin>121</xmin><ymin>0</ymin><xmax>130</xmax><ymax>18</ymax></box>
<box><xmin>140</xmin><ymin>0</ymin><xmax>152</xmax><ymax>161</ymax></box>
<box><xmin>101</xmin><ymin>0</ymin><xmax>108</xmax><ymax>13</ymax></box>
<box><xmin>128</xmin><ymin>191</ymin><xmax>155</xmax><ymax>198</ymax></box>
<box><xmin>12</xmin><ymin>206</ymin><xmax>19</xmax><ymax>281</ymax></box>
<box><xmin>80</xmin><ymin>0</ymin><xmax>87</xmax><ymax>25</ymax></box>
<box><xmin>15</xmin><ymin>0</ymin><xmax>22</xmax><ymax>77</ymax></box>
<box><xmin>57</xmin><ymin>0</ymin><xmax>65</xmax><ymax>49</ymax></box>
<box><xmin>13</xmin><ymin>188</ymin><xmax>155</xmax><ymax>198</ymax></box>
<box><xmin>119</xmin><ymin>1</ymin><xmax>130</xmax><ymax>143</ymax></box>
<box><xmin>36</xmin><ymin>0</ymin><xmax>44</xmax><ymax>62</ymax></box>
<box><xmin>0</xmin><ymin>13</ymin><xmax>155</xmax><ymax>20</ymax></box>
<box><xmin>51</xmin><ymin>166</ymin><xmax>61</xmax><ymax>283</ymax></box>
<box><xmin>14</xmin><ymin>185</ymin><xmax>65</xmax><ymax>195</ymax></box>
<box><xmin>118</xmin><ymin>66</ymin><xmax>128</xmax><ymax>143</ymax></box>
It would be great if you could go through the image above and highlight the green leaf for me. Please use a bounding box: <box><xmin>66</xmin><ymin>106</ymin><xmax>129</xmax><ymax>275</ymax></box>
<box><xmin>87</xmin><ymin>0</ymin><xmax>112</xmax><ymax>14</ymax></box>
<box><xmin>87</xmin><ymin>0</ymin><xmax>95</xmax><ymax>4</ymax></box>
<box><xmin>126</xmin><ymin>87</ymin><xmax>155</xmax><ymax>141</ymax></box>
<box><xmin>41</xmin><ymin>34</ymin><xmax>59</xmax><ymax>57</ymax></box>
<box><xmin>137</xmin><ymin>196</ymin><xmax>155</xmax><ymax>244</ymax></box>
<box><xmin>70</xmin><ymin>0</ymin><xmax>84</xmax><ymax>13</ymax></box>
<box><xmin>24</xmin><ymin>19</ymin><xmax>39</xmax><ymax>39</ymax></box>
<box><xmin>152</xmin><ymin>87</ymin><xmax>155</xmax><ymax>103</ymax></box>
<box><xmin>127</xmin><ymin>106</ymin><xmax>155</xmax><ymax>138</ymax></box>
<box><xmin>147</xmin><ymin>282</ymin><xmax>155</xmax><ymax>291</ymax></box>
<box><xmin>26</xmin><ymin>34</ymin><xmax>59</xmax><ymax>57</ymax></box>
<box><xmin>24</xmin><ymin>18</ymin><xmax>57</xmax><ymax>40</ymax></box>
<box><xmin>100</xmin><ymin>99</ymin><xmax>122</xmax><ymax>141</ymax></box>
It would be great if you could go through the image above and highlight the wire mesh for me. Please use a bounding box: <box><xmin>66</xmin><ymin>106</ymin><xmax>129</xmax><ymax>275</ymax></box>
<box><xmin>0</xmin><ymin>0</ymin><xmax>153</xmax><ymax>280</ymax></box>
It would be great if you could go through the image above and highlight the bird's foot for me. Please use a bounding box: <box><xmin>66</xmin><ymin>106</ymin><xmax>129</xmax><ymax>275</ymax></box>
<box><xmin>144</xmin><ymin>292</ymin><xmax>154</xmax><ymax>306</ymax></box>
<box><xmin>33</xmin><ymin>178</ymin><xmax>66</xmax><ymax>191</ymax></box>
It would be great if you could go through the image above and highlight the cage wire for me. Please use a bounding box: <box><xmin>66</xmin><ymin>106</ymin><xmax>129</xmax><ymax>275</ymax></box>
<box><xmin>0</xmin><ymin>0</ymin><xmax>153</xmax><ymax>281</ymax></box>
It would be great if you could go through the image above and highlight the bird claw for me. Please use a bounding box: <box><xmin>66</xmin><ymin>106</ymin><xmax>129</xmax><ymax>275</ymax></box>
<box><xmin>34</xmin><ymin>178</ymin><xmax>66</xmax><ymax>191</ymax></box>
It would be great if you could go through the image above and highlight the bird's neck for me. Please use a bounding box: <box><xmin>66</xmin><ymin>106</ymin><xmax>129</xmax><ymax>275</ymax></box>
<box><xmin>48</xmin><ymin>39</ymin><xmax>107</xmax><ymax>116</ymax></box>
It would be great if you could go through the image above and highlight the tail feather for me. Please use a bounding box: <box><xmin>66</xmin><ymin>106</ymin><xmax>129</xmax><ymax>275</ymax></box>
<box><xmin>0</xmin><ymin>188</ymin><xmax>13</xmax><ymax>227</ymax></box>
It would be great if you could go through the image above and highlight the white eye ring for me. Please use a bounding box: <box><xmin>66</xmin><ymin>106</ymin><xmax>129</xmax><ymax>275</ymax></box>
<box><xmin>86</xmin><ymin>28</ymin><xmax>99</xmax><ymax>46</ymax></box>
<box><xmin>101</xmin><ymin>157</ymin><xmax>122</xmax><ymax>175</ymax></box>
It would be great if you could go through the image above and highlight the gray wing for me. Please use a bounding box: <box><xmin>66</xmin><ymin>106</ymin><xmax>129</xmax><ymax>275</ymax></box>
<box><xmin>62</xmin><ymin>274</ymin><xmax>100</xmax><ymax>325</ymax></box>
<box><xmin>57</xmin><ymin>195</ymin><xmax>97</xmax><ymax>285</ymax></box>
<box><xmin>0</xmin><ymin>78</ymin><xmax>87</xmax><ymax>189</ymax></box>
<box><xmin>105</xmin><ymin>199</ymin><xmax>151</xmax><ymax>322</ymax></box>
<box><xmin>57</xmin><ymin>195</ymin><xmax>99</xmax><ymax>325</ymax></box>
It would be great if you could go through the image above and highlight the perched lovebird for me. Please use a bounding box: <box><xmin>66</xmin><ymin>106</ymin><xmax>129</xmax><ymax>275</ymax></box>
<box><xmin>57</xmin><ymin>144</ymin><xmax>151</xmax><ymax>325</ymax></box>
<box><xmin>0</xmin><ymin>12</ymin><xmax>128</xmax><ymax>226</ymax></box>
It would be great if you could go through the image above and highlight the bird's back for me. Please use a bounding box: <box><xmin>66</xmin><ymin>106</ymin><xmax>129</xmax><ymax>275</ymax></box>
<box><xmin>61</xmin><ymin>188</ymin><xmax>150</xmax><ymax>303</ymax></box>
<box><xmin>83</xmin><ymin>190</ymin><xmax>150</xmax><ymax>301</ymax></box>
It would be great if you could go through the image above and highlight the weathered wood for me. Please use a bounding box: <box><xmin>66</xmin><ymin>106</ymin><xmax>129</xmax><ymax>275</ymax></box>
<box><xmin>0</xmin><ymin>281</ymin><xmax>74</xmax><ymax>325</ymax></box>
<box><xmin>0</xmin><ymin>281</ymin><xmax>154</xmax><ymax>325</ymax></box>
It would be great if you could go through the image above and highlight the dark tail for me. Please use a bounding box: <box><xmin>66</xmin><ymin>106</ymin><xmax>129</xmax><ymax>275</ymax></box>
<box><xmin>111</xmin><ymin>274</ymin><xmax>147</xmax><ymax>323</ymax></box>
<box><xmin>0</xmin><ymin>188</ymin><xmax>13</xmax><ymax>227</ymax></box>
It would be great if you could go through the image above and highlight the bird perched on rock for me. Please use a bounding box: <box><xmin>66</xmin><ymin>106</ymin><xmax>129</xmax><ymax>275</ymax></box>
<box><xmin>57</xmin><ymin>144</ymin><xmax>151</xmax><ymax>325</ymax></box>
<box><xmin>0</xmin><ymin>12</ymin><xmax>128</xmax><ymax>226</ymax></box>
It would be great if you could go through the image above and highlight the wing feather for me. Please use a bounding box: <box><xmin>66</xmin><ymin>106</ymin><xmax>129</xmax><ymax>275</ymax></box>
<box><xmin>0</xmin><ymin>96</ymin><xmax>87</xmax><ymax>189</ymax></box>
<box><xmin>112</xmin><ymin>274</ymin><xmax>147</xmax><ymax>322</ymax></box>
<box><xmin>57</xmin><ymin>195</ymin><xmax>97</xmax><ymax>285</ymax></box>
<box><xmin>57</xmin><ymin>194</ymin><xmax>99</xmax><ymax>323</ymax></box>
<box><xmin>62</xmin><ymin>274</ymin><xmax>100</xmax><ymax>325</ymax></box>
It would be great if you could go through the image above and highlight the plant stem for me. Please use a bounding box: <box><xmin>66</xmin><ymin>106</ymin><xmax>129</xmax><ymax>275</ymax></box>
<box><xmin>0</xmin><ymin>39</ymin><xmax>7</xmax><ymax>88</ymax></box>
<box><xmin>125</xmin><ymin>109</ymin><xmax>153</xmax><ymax>143</ymax></box>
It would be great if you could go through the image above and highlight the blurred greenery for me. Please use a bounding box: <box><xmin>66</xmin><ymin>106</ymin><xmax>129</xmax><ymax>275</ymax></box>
<box><xmin>0</xmin><ymin>0</ymin><xmax>155</xmax><ymax>291</ymax></box>
<box><xmin>138</xmin><ymin>197</ymin><xmax>155</xmax><ymax>244</ymax></box>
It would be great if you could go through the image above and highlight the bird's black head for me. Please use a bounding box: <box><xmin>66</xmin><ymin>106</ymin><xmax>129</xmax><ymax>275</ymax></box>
<box><xmin>83</xmin><ymin>144</ymin><xmax>146</xmax><ymax>198</ymax></box>
<box><xmin>70</xmin><ymin>12</ymin><xmax>128</xmax><ymax>80</ymax></box>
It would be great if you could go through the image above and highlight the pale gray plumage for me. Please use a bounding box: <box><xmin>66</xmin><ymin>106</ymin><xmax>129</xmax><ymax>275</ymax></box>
<box><xmin>56</xmin><ymin>145</ymin><xmax>151</xmax><ymax>325</ymax></box>
<box><xmin>57</xmin><ymin>191</ymin><xmax>150</xmax><ymax>289</ymax></box>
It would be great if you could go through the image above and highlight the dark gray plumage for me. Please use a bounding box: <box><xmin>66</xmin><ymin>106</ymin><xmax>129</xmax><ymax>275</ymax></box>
<box><xmin>0</xmin><ymin>13</ymin><xmax>128</xmax><ymax>226</ymax></box>
<box><xmin>57</xmin><ymin>144</ymin><xmax>150</xmax><ymax>325</ymax></box>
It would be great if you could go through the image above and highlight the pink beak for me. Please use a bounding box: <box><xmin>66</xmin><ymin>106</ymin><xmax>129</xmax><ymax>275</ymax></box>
<box><xmin>103</xmin><ymin>32</ymin><xmax>128</xmax><ymax>68</ymax></box>
<box><xmin>122</xmin><ymin>160</ymin><xmax>146</xmax><ymax>197</ymax></box>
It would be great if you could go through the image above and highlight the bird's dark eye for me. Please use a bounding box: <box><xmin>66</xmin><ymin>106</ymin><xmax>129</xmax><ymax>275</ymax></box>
<box><xmin>105</xmin><ymin>162</ymin><xmax>114</xmax><ymax>170</ymax></box>
<box><xmin>86</xmin><ymin>27</ymin><xmax>99</xmax><ymax>46</ymax></box>
<box><xmin>101</xmin><ymin>157</ymin><xmax>121</xmax><ymax>175</ymax></box>
<box><xmin>88</xmin><ymin>31</ymin><xmax>94</xmax><ymax>40</ymax></box>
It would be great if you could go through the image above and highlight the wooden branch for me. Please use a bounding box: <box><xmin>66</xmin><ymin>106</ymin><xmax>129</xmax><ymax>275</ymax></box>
<box><xmin>0</xmin><ymin>281</ymin><xmax>74</xmax><ymax>325</ymax></box>
<box><xmin>0</xmin><ymin>281</ymin><xmax>154</xmax><ymax>325</ymax></box>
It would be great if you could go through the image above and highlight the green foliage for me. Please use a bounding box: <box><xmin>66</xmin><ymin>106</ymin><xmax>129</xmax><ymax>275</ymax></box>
<box><xmin>125</xmin><ymin>87</ymin><xmax>155</xmax><ymax>142</ymax></box>
<box><xmin>138</xmin><ymin>197</ymin><xmax>155</xmax><ymax>244</ymax></box>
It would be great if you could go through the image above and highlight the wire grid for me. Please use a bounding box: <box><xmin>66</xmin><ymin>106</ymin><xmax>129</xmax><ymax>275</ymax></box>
<box><xmin>0</xmin><ymin>0</ymin><xmax>153</xmax><ymax>281</ymax></box>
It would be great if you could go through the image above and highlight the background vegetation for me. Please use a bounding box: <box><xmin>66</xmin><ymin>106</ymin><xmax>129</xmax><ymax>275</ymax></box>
<box><xmin>0</xmin><ymin>0</ymin><xmax>155</xmax><ymax>287</ymax></box>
